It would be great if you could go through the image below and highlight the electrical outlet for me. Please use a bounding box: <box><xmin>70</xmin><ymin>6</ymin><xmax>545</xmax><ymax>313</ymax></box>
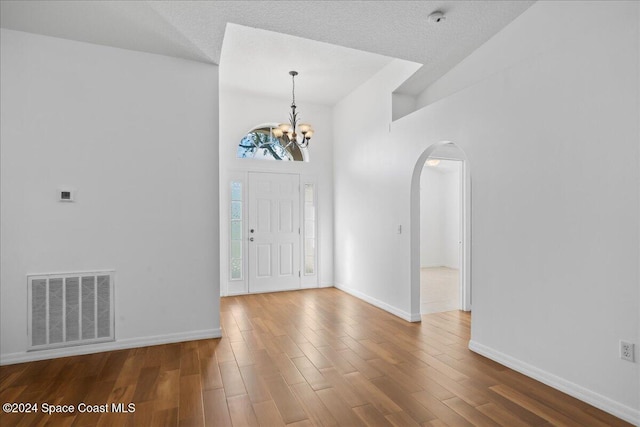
<box><xmin>620</xmin><ymin>341</ymin><xmax>635</xmax><ymax>362</ymax></box>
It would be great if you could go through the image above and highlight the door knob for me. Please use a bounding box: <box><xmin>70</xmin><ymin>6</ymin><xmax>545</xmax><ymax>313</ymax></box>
<box><xmin>249</xmin><ymin>237</ymin><xmax>254</xmax><ymax>242</ymax></box>
<box><xmin>250</xmin><ymin>229</ymin><xmax>255</xmax><ymax>233</ymax></box>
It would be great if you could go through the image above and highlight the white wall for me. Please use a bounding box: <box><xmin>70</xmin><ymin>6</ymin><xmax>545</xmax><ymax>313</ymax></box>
<box><xmin>442</xmin><ymin>164</ymin><xmax>460</xmax><ymax>269</ymax></box>
<box><xmin>333</xmin><ymin>59</ymin><xmax>421</xmax><ymax>321</ymax></box>
<box><xmin>420</xmin><ymin>161</ymin><xmax>460</xmax><ymax>269</ymax></box>
<box><xmin>218</xmin><ymin>86</ymin><xmax>334</xmax><ymax>295</ymax></box>
<box><xmin>420</xmin><ymin>167</ymin><xmax>442</xmax><ymax>268</ymax></box>
<box><xmin>333</xmin><ymin>1</ymin><xmax>639</xmax><ymax>423</ymax></box>
<box><xmin>0</xmin><ymin>29</ymin><xmax>220</xmax><ymax>363</ymax></box>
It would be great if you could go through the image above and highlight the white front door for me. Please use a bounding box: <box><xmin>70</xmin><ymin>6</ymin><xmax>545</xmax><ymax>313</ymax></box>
<box><xmin>248</xmin><ymin>172</ymin><xmax>300</xmax><ymax>293</ymax></box>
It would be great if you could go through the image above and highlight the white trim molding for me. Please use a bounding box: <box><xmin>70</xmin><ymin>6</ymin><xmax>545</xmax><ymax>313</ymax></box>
<box><xmin>0</xmin><ymin>328</ymin><xmax>222</xmax><ymax>366</ymax></box>
<box><xmin>334</xmin><ymin>282</ymin><xmax>421</xmax><ymax>323</ymax></box>
<box><xmin>469</xmin><ymin>340</ymin><xmax>640</xmax><ymax>426</ymax></box>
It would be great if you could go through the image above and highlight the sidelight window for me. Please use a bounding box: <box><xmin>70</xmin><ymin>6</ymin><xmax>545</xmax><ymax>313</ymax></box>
<box><xmin>230</xmin><ymin>181</ymin><xmax>243</xmax><ymax>280</ymax></box>
<box><xmin>304</xmin><ymin>183</ymin><xmax>316</xmax><ymax>275</ymax></box>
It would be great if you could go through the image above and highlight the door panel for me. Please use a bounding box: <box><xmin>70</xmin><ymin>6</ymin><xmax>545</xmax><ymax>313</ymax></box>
<box><xmin>256</xmin><ymin>244</ymin><xmax>271</xmax><ymax>277</ymax></box>
<box><xmin>248</xmin><ymin>172</ymin><xmax>300</xmax><ymax>293</ymax></box>
<box><xmin>279</xmin><ymin>243</ymin><xmax>294</xmax><ymax>276</ymax></box>
<box><xmin>257</xmin><ymin>199</ymin><xmax>271</xmax><ymax>232</ymax></box>
<box><xmin>279</xmin><ymin>201</ymin><xmax>293</xmax><ymax>232</ymax></box>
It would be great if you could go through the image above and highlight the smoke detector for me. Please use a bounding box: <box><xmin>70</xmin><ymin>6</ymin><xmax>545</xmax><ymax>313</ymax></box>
<box><xmin>428</xmin><ymin>11</ymin><xmax>446</xmax><ymax>24</ymax></box>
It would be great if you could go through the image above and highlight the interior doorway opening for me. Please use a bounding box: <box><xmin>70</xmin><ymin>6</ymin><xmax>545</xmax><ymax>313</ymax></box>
<box><xmin>420</xmin><ymin>158</ymin><xmax>463</xmax><ymax>314</ymax></box>
<box><xmin>410</xmin><ymin>142</ymin><xmax>471</xmax><ymax>320</ymax></box>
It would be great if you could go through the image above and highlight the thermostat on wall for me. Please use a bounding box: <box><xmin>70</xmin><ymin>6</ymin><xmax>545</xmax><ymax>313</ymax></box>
<box><xmin>58</xmin><ymin>188</ymin><xmax>76</xmax><ymax>202</ymax></box>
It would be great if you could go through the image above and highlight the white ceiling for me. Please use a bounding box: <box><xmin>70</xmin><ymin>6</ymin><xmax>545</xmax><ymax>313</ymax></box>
<box><xmin>0</xmin><ymin>1</ymin><xmax>535</xmax><ymax>100</ymax></box>
<box><xmin>220</xmin><ymin>24</ymin><xmax>399</xmax><ymax>106</ymax></box>
<box><xmin>0</xmin><ymin>1</ymin><xmax>212</xmax><ymax>63</ymax></box>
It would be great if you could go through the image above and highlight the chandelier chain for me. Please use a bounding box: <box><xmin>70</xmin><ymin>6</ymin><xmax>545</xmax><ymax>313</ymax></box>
<box><xmin>291</xmin><ymin>73</ymin><xmax>296</xmax><ymax>106</ymax></box>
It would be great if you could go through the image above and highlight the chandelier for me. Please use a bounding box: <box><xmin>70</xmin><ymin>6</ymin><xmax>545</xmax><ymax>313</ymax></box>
<box><xmin>273</xmin><ymin>71</ymin><xmax>314</xmax><ymax>148</ymax></box>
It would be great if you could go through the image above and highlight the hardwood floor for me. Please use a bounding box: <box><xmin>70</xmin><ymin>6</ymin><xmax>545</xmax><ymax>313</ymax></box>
<box><xmin>0</xmin><ymin>288</ymin><xmax>632</xmax><ymax>426</ymax></box>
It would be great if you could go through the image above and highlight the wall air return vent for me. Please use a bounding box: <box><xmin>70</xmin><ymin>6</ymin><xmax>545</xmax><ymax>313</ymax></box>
<box><xmin>27</xmin><ymin>271</ymin><xmax>114</xmax><ymax>350</ymax></box>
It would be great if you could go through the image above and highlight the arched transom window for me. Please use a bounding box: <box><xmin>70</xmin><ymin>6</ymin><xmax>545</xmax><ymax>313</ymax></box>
<box><xmin>237</xmin><ymin>124</ymin><xmax>307</xmax><ymax>162</ymax></box>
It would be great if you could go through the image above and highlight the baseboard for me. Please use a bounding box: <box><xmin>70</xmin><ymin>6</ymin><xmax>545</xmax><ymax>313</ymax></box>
<box><xmin>319</xmin><ymin>281</ymin><xmax>334</xmax><ymax>288</ymax></box>
<box><xmin>468</xmin><ymin>340</ymin><xmax>640</xmax><ymax>426</ymax></box>
<box><xmin>334</xmin><ymin>282</ymin><xmax>420</xmax><ymax>322</ymax></box>
<box><xmin>408</xmin><ymin>312</ymin><xmax>422</xmax><ymax>322</ymax></box>
<box><xmin>0</xmin><ymin>328</ymin><xmax>222</xmax><ymax>366</ymax></box>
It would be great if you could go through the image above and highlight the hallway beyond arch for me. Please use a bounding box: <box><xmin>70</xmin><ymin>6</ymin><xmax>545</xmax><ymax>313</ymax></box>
<box><xmin>410</xmin><ymin>142</ymin><xmax>471</xmax><ymax>320</ymax></box>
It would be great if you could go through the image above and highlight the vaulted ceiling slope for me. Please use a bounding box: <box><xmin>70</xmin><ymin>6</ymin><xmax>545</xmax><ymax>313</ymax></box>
<box><xmin>0</xmin><ymin>1</ymin><xmax>534</xmax><ymax>96</ymax></box>
<box><xmin>219</xmin><ymin>24</ymin><xmax>402</xmax><ymax>106</ymax></box>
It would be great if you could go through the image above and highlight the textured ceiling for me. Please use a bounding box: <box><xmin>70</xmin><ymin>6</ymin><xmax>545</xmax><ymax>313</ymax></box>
<box><xmin>220</xmin><ymin>24</ymin><xmax>401</xmax><ymax>106</ymax></box>
<box><xmin>0</xmin><ymin>1</ymin><xmax>212</xmax><ymax>63</ymax></box>
<box><xmin>0</xmin><ymin>1</ymin><xmax>535</xmax><ymax>98</ymax></box>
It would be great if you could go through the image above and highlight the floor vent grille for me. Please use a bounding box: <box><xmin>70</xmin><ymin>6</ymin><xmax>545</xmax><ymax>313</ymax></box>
<box><xmin>28</xmin><ymin>271</ymin><xmax>114</xmax><ymax>350</ymax></box>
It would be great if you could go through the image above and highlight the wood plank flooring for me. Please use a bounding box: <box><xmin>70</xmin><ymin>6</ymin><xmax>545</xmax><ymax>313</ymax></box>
<box><xmin>0</xmin><ymin>288</ymin><xmax>632</xmax><ymax>426</ymax></box>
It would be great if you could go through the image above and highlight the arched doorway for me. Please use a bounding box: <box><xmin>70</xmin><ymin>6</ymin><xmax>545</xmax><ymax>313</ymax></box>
<box><xmin>410</xmin><ymin>142</ymin><xmax>471</xmax><ymax>319</ymax></box>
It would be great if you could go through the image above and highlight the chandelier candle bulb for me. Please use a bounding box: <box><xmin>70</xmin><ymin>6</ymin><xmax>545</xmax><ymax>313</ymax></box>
<box><xmin>278</xmin><ymin>123</ymin><xmax>291</xmax><ymax>133</ymax></box>
<box><xmin>299</xmin><ymin>124</ymin><xmax>311</xmax><ymax>134</ymax></box>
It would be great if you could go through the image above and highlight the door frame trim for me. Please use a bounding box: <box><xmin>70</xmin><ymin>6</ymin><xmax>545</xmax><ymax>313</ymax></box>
<box><xmin>223</xmin><ymin>170</ymin><xmax>319</xmax><ymax>296</ymax></box>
